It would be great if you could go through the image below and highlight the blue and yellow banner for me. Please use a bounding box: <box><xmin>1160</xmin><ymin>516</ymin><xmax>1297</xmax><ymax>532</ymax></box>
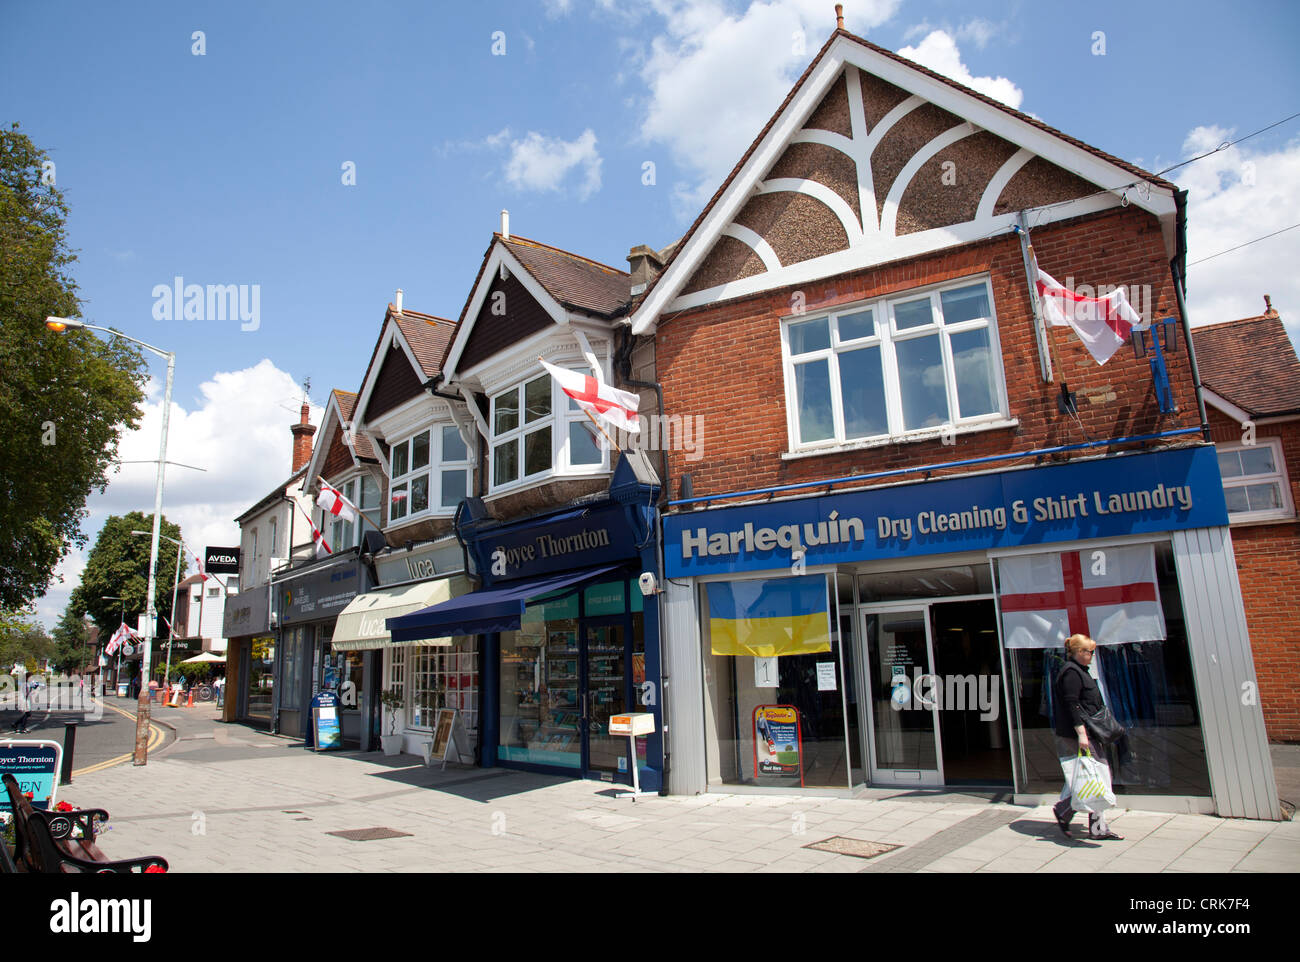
<box><xmin>707</xmin><ymin>576</ymin><xmax>831</xmax><ymax>657</ymax></box>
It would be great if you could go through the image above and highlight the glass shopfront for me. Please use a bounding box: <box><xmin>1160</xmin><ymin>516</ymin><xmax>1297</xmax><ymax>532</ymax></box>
<box><xmin>498</xmin><ymin>577</ymin><xmax>646</xmax><ymax>778</ymax></box>
<box><xmin>700</xmin><ymin>574</ymin><xmax>853</xmax><ymax>789</ymax></box>
<box><xmin>245</xmin><ymin>635</ymin><xmax>275</xmax><ymax>724</ymax></box>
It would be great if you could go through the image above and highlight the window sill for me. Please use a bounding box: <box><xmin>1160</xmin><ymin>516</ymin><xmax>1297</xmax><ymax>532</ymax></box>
<box><xmin>384</xmin><ymin>507</ymin><xmax>457</xmax><ymax>529</ymax></box>
<box><xmin>1227</xmin><ymin>512</ymin><xmax>1297</xmax><ymax>528</ymax></box>
<box><xmin>781</xmin><ymin>418</ymin><xmax>1020</xmax><ymax>461</ymax></box>
<box><xmin>487</xmin><ymin>468</ymin><xmax>612</xmax><ymax>500</ymax></box>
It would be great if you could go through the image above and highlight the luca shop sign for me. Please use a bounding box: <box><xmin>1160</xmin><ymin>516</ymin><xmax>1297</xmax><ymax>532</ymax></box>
<box><xmin>666</xmin><ymin>447</ymin><xmax>1228</xmax><ymax>577</ymax></box>
<box><xmin>0</xmin><ymin>741</ymin><xmax>62</xmax><ymax>810</ymax></box>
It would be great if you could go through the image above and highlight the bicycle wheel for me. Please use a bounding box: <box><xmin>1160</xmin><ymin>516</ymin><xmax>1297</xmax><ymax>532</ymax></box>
<box><xmin>197</xmin><ymin>685</ymin><xmax>214</xmax><ymax>702</ymax></box>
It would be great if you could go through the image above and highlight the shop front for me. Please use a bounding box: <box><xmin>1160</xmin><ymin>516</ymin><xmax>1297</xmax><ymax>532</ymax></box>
<box><xmin>387</xmin><ymin>458</ymin><xmax>663</xmax><ymax>789</ymax></box>
<box><xmin>273</xmin><ymin>553</ymin><xmax>370</xmax><ymax>742</ymax></box>
<box><xmin>222</xmin><ymin>585</ymin><xmax>274</xmax><ymax>728</ymax></box>
<box><xmin>661</xmin><ymin>445</ymin><xmax>1282</xmax><ymax>819</ymax></box>
<box><xmin>332</xmin><ymin>536</ymin><xmax>473</xmax><ymax>757</ymax></box>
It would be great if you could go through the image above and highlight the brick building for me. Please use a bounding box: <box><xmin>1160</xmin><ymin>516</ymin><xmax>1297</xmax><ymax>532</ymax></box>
<box><xmin>634</xmin><ymin>27</ymin><xmax>1279</xmax><ymax>817</ymax></box>
<box><xmin>1193</xmin><ymin>303</ymin><xmax>1300</xmax><ymax>743</ymax></box>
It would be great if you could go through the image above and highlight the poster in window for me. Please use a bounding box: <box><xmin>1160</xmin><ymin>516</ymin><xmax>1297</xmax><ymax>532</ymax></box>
<box><xmin>753</xmin><ymin>705</ymin><xmax>803</xmax><ymax>784</ymax></box>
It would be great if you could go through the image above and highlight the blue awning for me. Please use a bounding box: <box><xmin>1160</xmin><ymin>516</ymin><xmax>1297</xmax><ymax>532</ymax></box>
<box><xmin>386</xmin><ymin>564</ymin><xmax>624</xmax><ymax>642</ymax></box>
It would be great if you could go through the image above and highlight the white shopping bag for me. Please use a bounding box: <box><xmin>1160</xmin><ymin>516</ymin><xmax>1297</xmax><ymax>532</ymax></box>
<box><xmin>1061</xmin><ymin>749</ymin><xmax>1115</xmax><ymax>814</ymax></box>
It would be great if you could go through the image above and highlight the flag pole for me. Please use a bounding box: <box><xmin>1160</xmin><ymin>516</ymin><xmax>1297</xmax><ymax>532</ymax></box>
<box><xmin>319</xmin><ymin>475</ymin><xmax>383</xmax><ymax>538</ymax></box>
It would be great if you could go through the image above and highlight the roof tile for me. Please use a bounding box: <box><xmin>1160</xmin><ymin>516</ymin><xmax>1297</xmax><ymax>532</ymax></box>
<box><xmin>1193</xmin><ymin>314</ymin><xmax>1300</xmax><ymax>417</ymax></box>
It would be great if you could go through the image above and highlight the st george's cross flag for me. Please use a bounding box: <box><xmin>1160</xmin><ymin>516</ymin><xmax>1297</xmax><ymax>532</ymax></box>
<box><xmin>317</xmin><ymin>479</ymin><xmax>359</xmax><ymax>525</ymax></box>
<box><xmin>1036</xmin><ymin>269</ymin><xmax>1146</xmax><ymax>366</ymax></box>
<box><xmin>296</xmin><ymin>501</ymin><xmax>332</xmax><ymax>557</ymax></box>
<box><xmin>539</xmin><ymin>359</ymin><xmax>640</xmax><ymax>434</ymax></box>
<box><xmin>998</xmin><ymin>544</ymin><xmax>1166</xmax><ymax>648</ymax></box>
<box><xmin>104</xmin><ymin>622</ymin><xmax>139</xmax><ymax>657</ymax></box>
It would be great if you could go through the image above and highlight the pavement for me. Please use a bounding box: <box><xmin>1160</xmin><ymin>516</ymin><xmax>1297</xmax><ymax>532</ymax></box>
<box><xmin>65</xmin><ymin>703</ymin><xmax>1300</xmax><ymax>873</ymax></box>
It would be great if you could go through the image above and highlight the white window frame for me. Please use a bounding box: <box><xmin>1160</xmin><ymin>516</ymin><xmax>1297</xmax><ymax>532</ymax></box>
<box><xmin>488</xmin><ymin>368</ymin><xmax>610</xmax><ymax>494</ymax></box>
<box><xmin>780</xmin><ymin>275</ymin><xmax>1011</xmax><ymax>453</ymax></box>
<box><xmin>386</xmin><ymin>424</ymin><xmax>471</xmax><ymax>525</ymax></box>
<box><xmin>1217</xmin><ymin>437</ymin><xmax>1294</xmax><ymax>523</ymax></box>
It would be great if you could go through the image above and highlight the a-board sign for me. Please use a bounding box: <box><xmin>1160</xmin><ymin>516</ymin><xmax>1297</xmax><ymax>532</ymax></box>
<box><xmin>0</xmin><ymin>740</ymin><xmax>63</xmax><ymax>811</ymax></box>
<box><xmin>429</xmin><ymin>709</ymin><xmax>473</xmax><ymax>768</ymax></box>
<box><xmin>753</xmin><ymin>705</ymin><xmax>803</xmax><ymax>785</ymax></box>
<box><xmin>310</xmin><ymin>691</ymin><xmax>342</xmax><ymax>751</ymax></box>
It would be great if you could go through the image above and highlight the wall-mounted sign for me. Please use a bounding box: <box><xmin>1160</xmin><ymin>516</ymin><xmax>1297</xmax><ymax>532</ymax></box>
<box><xmin>666</xmin><ymin>447</ymin><xmax>1229</xmax><ymax>578</ymax></box>
<box><xmin>470</xmin><ymin>502</ymin><xmax>637</xmax><ymax>583</ymax></box>
<box><xmin>278</xmin><ymin>558</ymin><xmax>365</xmax><ymax>625</ymax></box>
<box><xmin>204</xmin><ymin>546</ymin><xmax>241</xmax><ymax>575</ymax></box>
<box><xmin>223</xmin><ymin>586</ymin><xmax>270</xmax><ymax>637</ymax></box>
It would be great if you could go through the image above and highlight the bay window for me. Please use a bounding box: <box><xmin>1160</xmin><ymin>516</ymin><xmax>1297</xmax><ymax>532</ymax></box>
<box><xmin>388</xmin><ymin>425</ymin><xmax>471</xmax><ymax>523</ymax></box>
<box><xmin>490</xmin><ymin>366</ymin><xmax>607</xmax><ymax>491</ymax></box>
<box><xmin>329</xmin><ymin>474</ymin><xmax>380</xmax><ymax>548</ymax></box>
<box><xmin>782</xmin><ymin>277</ymin><xmax>1008</xmax><ymax>451</ymax></box>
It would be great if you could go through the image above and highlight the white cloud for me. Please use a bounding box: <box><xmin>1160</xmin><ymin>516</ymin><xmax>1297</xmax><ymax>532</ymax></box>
<box><xmin>897</xmin><ymin>30</ymin><xmax>1022</xmax><ymax>109</ymax></box>
<box><xmin>1178</xmin><ymin>126</ymin><xmax>1300</xmax><ymax>335</ymax></box>
<box><xmin>503</xmin><ymin>129</ymin><xmax>603</xmax><ymax>200</ymax></box>
<box><xmin>904</xmin><ymin>17</ymin><xmax>999</xmax><ymax>49</ymax></box>
<box><xmin>635</xmin><ymin>0</ymin><xmax>900</xmax><ymax>219</ymax></box>
<box><xmin>33</xmin><ymin>360</ymin><xmax>322</xmax><ymax>630</ymax></box>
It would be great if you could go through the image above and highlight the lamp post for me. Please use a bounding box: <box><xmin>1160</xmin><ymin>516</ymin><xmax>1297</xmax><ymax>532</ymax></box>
<box><xmin>48</xmin><ymin>317</ymin><xmax>174</xmax><ymax>765</ymax></box>
<box><xmin>131</xmin><ymin>530</ymin><xmax>185</xmax><ymax>687</ymax></box>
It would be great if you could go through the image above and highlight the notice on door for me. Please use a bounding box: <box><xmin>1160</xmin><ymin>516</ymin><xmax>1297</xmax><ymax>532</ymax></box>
<box><xmin>816</xmin><ymin>662</ymin><xmax>837</xmax><ymax>691</ymax></box>
<box><xmin>753</xmin><ymin>705</ymin><xmax>802</xmax><ymax>785</ymax></box>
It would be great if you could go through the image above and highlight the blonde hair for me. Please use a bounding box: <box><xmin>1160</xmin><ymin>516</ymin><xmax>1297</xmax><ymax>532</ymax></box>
<box><xmin>1065</xmin><ymin>634</ymin><xmax>1097</xmax><ymax>656</ymax></box>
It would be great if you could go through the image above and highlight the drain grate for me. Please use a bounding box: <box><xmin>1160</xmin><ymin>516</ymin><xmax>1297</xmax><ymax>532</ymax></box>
<box><xmin>327</xmin><ymin>827</ymin><xmax>413</xmax><ymax>842</ymax></box>
<box><xmin>804</xmin><ymin>836</ymin><xmax>901</xmax><ymax>859</ymax></box>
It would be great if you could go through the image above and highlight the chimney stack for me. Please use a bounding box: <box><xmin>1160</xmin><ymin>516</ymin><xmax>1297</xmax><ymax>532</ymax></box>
<box><xmin>291</xmin><ymin>401</ymin><xmax>316</xmax><ymax>473</ymax></box>
<box><xmin>395</xmin><ymin>288</ymin><xmax>404</xmax><ymax>314</ymax></box>
<box><xmin>500</xmin><ymin>209</ymin><xmax>510</xmax><ymax>240</ymax></box>
<box><xmin>627</xmin><ymin>244</ymin><xmax>667</xmax><ymax>288</ymax></box>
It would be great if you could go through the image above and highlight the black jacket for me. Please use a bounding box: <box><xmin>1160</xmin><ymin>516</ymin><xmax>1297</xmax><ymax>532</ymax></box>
<box><xmin>1053</xmin><ymin>659</ymin><xmax>1105</xmax><ymax>739</ymax></box>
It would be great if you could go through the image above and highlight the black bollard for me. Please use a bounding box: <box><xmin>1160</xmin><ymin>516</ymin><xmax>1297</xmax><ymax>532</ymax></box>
<box><xmin>60</xmin><ymin>722</ymin><xmax>78</xmax><ymax>785</ymax></box>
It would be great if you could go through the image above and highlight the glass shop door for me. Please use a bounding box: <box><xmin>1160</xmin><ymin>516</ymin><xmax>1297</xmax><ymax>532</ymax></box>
<box><xmin>860</xmin><ymin>605</ymin><xmax>944</xmax><ymax>786</ymax></box>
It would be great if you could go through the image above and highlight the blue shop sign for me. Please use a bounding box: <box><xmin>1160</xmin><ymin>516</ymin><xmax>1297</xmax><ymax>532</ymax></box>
<box><xmin>473</xmin><ymin>502</ymin><xmax>638</xmax><ymax>583</ymax></box>
<box><xmin>665</xmin><ymin>447</ymin><xmax>1229</xmax><ymax>578</ymax></box>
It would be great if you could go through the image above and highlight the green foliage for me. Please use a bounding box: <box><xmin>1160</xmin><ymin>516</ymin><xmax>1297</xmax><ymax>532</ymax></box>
<box><xmin>68</xmin><ymin>512</ymin><xmax>186</xmax><ymax>640</ymax></box>
<box><xmin>0</xmin><ymin>123</ymin><xmax>148</xmax><ymax>608</ymax></box>
<box><xmin>166</xmin><ymin>661</ymin><xmax>214</xmax><ymax>685</ymax></box>
<box><xmin>0</xmin><ymin>607</ymin><xmax>55</xmax><ymax>671</ymax></box>
<box><xmin>49</xmin><ymin>605</ymin><xmax>92</xmax><ymax>672</ymax></box>
<box><xmin>379</xmin><ymin>686</ymin><xmax>404</xmax><ymax>735</ymax></box>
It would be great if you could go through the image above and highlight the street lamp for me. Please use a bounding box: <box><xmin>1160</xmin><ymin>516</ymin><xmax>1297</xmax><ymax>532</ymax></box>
<box><xmin>49</xmin><ymin>316</ymin><xmax>174</xmax><ymax>766</ymax></box>
<box><xmin>131</xmin><ymin>530</ymin><xmax>186</xmax><ymax>688</ymax></box>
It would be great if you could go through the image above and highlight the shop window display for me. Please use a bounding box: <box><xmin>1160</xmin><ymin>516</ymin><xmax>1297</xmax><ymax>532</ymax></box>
<box><xmin>700</xmin><ymin>575</ymin><xmax>852</xmax><ymax>789</ymax></box>
<box><xmin>1001</xmin><ymin>542</ymin><xmax>1211</xmax><ymax>796</ymax></box>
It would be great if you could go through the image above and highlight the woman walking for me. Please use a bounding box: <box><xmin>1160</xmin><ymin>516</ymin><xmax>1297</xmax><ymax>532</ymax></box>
<box><xmin>1052</xmin><ymin>633</ymin><xmax>1123</xmax><ymax>840</ymax></box>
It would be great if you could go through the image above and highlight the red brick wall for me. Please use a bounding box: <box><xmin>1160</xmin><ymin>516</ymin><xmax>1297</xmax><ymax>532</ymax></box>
<box><xmin>658</xmin><ymin>205</ymin><xmax>1199</xmax><ymax>496</ymax></box>
<box><xmin>1208</xmin><ymin>407</ymin><xmax>1300</xmax><ymax>741</ymax></box>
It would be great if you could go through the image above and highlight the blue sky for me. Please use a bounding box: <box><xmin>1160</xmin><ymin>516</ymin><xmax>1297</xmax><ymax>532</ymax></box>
<box><xmin>4</xmin><ymin>0</ymin><xmax>1299</xmax><ymax>626</ymax></box>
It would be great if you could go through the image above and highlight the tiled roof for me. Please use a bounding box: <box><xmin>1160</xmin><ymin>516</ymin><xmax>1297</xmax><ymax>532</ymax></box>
<box><xmin>393</xmin><ymin>310</ymin><xmax>456</xmax><ymax>378</ymax></box>
<box><xmin>501</xmin><ymin>235</ymin><xmax>631</xmax><ymax>318</ymax></box>
<box><xmin>633</xmin><ymin>28</ymin><xmax>1176</xmax><ymax>314</ymax></box>
<box><xmin>331</xmin><ymin>389</ymin><xmax>375</xmax><ymax>461</ymax></box>
<box><xmin>1193</xmin><ymin>313</ymin><xmax>1300</xmax><ymax>418</ymax></box>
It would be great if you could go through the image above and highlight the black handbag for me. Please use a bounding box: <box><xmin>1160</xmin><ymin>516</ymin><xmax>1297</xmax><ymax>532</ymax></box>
<box><xmin>1065</xmin><ymin>661</ymin><xmax>1126</xmax><ymax>745</ymax></box>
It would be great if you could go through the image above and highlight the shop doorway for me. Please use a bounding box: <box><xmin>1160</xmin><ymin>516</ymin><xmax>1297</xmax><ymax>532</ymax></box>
<box><xmin>858</xmin><ymin>599</ymin><xmax>1011</xmax><ymax>787</ymax></box>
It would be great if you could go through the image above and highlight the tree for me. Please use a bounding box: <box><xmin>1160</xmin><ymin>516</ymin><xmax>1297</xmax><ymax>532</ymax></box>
<box><xmin>0</xmin><ymin>607</ymin><xmax>56</xmax><ymax>672</ymax></box>
<box><xmin>0</xmin><ymin>123</ymin><xmax>148</xmax><ymax>609</ymax></box>
<box><xmin>68</xmin><ymin>512</ymin><xmax>187</xmax><ymax>641</ymax></box>
<box><xmin>50</xmin><ymin>605</ymin><xmax>93</xmax><ymax>672</ymax></box>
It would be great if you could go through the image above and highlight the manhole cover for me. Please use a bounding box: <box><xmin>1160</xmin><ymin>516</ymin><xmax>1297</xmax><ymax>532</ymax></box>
<box><xmin>804</xmin><ymin>836</ymin><xmax>901</xmax><ymax>859</ymax></box>
<box><xmin>327</xmin><ymin>827</ymin><xmax>413</xmax><ymax>842</ymax></box>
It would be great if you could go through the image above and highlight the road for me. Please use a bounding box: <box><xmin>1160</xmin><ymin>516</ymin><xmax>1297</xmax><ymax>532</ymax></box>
<box><xmin>0</xmin><ymin>692</ymin><xmax>175</xmax><ymax>778</ymax></box>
